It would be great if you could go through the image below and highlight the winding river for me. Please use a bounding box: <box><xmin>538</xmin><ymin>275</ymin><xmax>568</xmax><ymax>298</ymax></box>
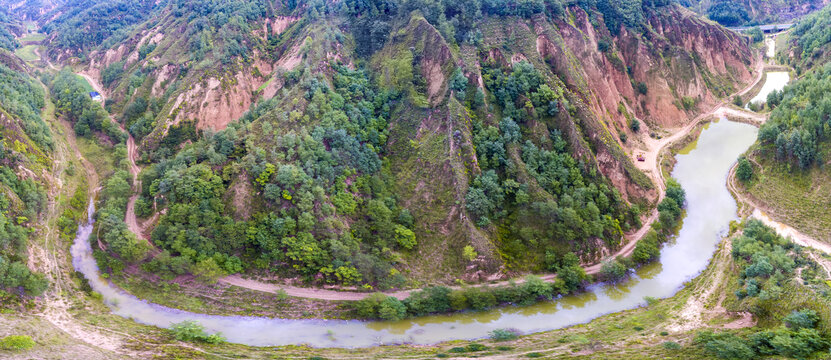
<box><xmin>70</xmin><ymin>116</ymin><xmax>759</xmax><ymax>348</ymax></box>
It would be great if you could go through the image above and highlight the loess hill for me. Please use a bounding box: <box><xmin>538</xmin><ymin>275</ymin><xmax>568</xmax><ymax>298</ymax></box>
<box><xmin>25</xmin><ymin>0</ymin><xmax>756</xmax><ymax>290</ymax></box>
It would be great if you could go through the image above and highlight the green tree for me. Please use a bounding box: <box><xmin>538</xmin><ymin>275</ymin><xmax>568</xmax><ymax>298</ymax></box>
<box><xmin>736</xmin><ymin>157</ymin><xmax>753</xmax><ymax>182</ymax></box>
<box><xmin>598</xmin><ymin>259</ymin><xmax>628</xmax><ymax>283</ymax></box>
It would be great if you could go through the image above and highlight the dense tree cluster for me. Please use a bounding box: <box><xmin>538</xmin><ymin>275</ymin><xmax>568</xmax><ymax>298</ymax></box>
<box><xmin>43</xmin><ymin>0</ymin><xmax>158</xmax><ymax>53</ymax></box>
<box><xmin>172</xmin><ymin>0</ymin><xmax>269</xmax><ymax>63</ymax></box>
<box><xmin>49</xmin><ymin>70</ymin><xmax>125</xmax><ymax>143</ymax></box>
<box><xmin>0</xmin><ymin>165</ymin><xmax>49</xmax><ymax>297</ymax></box>
<box><xmin>705</xmin><ymin>1</ymin><xmax>749</xmax><ymax>26</ymax></box>
<box><xmin>466</xmin><ymin>60</ymin><xmax>632</xmax><ymax>269</ymax></box>
<box><xmin>758</xmin><ymin>63</ymin><xmax>831</xmax><ymax>170</ymax></box>
<box><xmin>695</xmin><ymin>316</ymin><xmax>828</xmax><ymax>360</ymax></box>
<box><xmin>0</xmin><ymin>10</ymin><xmax>18</xmax><ymax>51</ymax></box>
<box><xmin>576</xmin><ymin>0</ymin><xmax>673</xmax><ymax>35</ymax></box>
<box><xmin>97</xmin><ymin>153</ymin><xmax>149</xmax><ymax>265</ymax></box>
<box><xmin>790</xmin><ymin>4</ymin><xmax>831</xmax><ymax>72</ymax></box>
<box><xmin>692</xmin><ymin>220</ymin><xmax>831</xmax><ymax>359</ymax></box>
<box><xmin>129</xmin><ymin>64</ymin><xmax>415</xmax><ymax>288</ymax></box>
<box><xmin>346</xmin><ymin>0</ymin><xmax>565</xmax><ymax>56</ymax></box>
<box><xmin>355</xmin><ymin>269</ymin><xmax>590</xmax><ymax>320</ymax></box>
<box><xmin>732</xmin><ymin>219</ymin><xmax>796</xmax><ymax>301</ymax></box>
<box><xmin>482</xmin><ymin>61</ymin><xmax>561</xmax><ymax>122</ymax></box>
<box><xmin>0</xmin><ymin>64</ymin><xmax>53</xmax><ymax>151</ymax></box>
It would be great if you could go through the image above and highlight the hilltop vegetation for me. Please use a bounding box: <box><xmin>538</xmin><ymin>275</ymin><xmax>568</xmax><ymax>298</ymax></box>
<box><xmin>781</xmin><ymin>4</ymin><xmax>831</xmax><ymax>74</ymax></box>
<box><xmin>42</xmin><ymin>0</ymin><xmax>159</xmax><ymax>55</ymax></box>
<box><xmin>759</xmin><ymin>63</ymin><xmax>831</xmax><ymax>170</ymax></box>
<box><xmin>682</xmin><ymin>0</ymin><xmax>828</xmax><ymax>26</ymax></box>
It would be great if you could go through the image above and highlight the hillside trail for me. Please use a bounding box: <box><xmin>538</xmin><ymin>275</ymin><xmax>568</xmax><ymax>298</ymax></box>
<box><xmin>727</xmin><ymin>154</ymin><xmax>831</xmax><ymax>278</ymax></box>
<box><xmin>28</xmin><ymin>78</ymin><xmax>130</xmax><ymax>356</ymax></box>
<box><xmin>218</xmin><ymin>55</ymin><xmax>771</xmax><ymax>301</ymax></box>
<box><xmin>77</xmin><ymin>72</ymin><xmax>149</xmax><ymax>243</ymax></box>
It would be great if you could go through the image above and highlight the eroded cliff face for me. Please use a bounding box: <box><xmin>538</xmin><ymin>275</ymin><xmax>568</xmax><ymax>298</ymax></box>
<box><xmin>538</xmin><ymin>6</ymin><xmax>753</xmax><ymax>132</ymax></box>
<box><xmin>76</xmin><ymin>10</ymin><xmax>308</xmax><ymax>154</ymax></box>
<box><xmin>530</xmin><ymin>5</ymin><xmax>755</xmax><ymax>204</ymax></box>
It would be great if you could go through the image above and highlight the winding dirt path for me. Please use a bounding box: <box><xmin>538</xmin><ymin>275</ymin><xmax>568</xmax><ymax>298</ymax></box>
<box><xmin>77</xmin><ymin>72</ymin><xmax>148</xmax><ymax>242</ymax></box>
<box><xmin>728</xmin><ymin>157</ymin><xmax>831</xmax><ymax>278</ymax></box>
<box><xmin>29</xmin><ymin>77</ymin><xmax>129</xmax><ymax>355</ymax></box>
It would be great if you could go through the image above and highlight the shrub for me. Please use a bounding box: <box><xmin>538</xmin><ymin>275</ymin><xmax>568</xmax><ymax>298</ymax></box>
<box><xmin>695</xmin><ymin>331</ymin><xmax>755</xmax><ymax>360</ymax></box>
<box><xmin>599</xmin><ymin>259</ymin><xmax>628</xmax><ymax>283</ymax></box>
<box><xmin>736</xmin><ymin>157</ymin><xmax>752</xmax><ymax>182</ymax></box>
<box><xmin>662</xmin><ymin>341</ymin><xmax>681</xmax><ymax>350</ymax></box>
<box><xmin>636</xmin><ymin>82</ymin><xmax>648</xmax><ymax>95</ymax></box>
<box><xmin>783</xmin><ymin>309</ymin><xmax>819</xmax><ymax>330</ymax></box>
<box><xmin>463</xmin><ymin>245</ymin><xmax>478</xmax><ymax>261</ymax></box>
<box><xmin>466</xmin><ymin>343</ymin><xmax>488</xmax><ymax>352</ymax></box>
<box><xmin>404</xmin><ymin>286</ymin><xmax>452</xmax><ymax>316</ymax></box>
<box><xmin>169</xmin><ymin>321</ymin><xmax>224</xmax><ymax>344</ymax></box>
<box><xmin>354</xmin><ymin>293</ymin><xmax>407</xmax><ymax>320</ymax></box>
<box><xmin>630</xmin><ymin>118</ymin><xmax>640</xmax><ymax>132</ymax></box>
<box><xmin>489</xmin><ymin>328</ymin><xmax>520</xmax><ymax>341</ymax></box>
<box><xmin>681</xmin><ymin>96</ymin><xmax>696</xmax><ymax>111</ymax></box>
<box><xmin>0</xmin><ymin>335</ymin><xmax>35</xmax><ymax>351</ymax></box>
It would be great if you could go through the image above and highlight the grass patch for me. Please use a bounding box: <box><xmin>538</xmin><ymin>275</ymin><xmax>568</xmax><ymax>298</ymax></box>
<box><xmin>19</xmin><ymin>33</ymin><xmax>46</xmax><ymax>43</ymax></box>
<box><xmin>74</xmin><ymin>74</ymin><xmax>96</xmax><ymax>93</ymax></box>
<box><xmin>76</xmin><ymin>137</ymin><xmax>115</xmax><ymax>178</ymax></box>
<box><xmin>14</xmin><ymin>45</ymin><xmax>39</xmax><ymax>62</ymax></box>
<box><xmin>743</xmin><ymin>147</ymin><xmax>831</xmax><ymax>242</ymax></box>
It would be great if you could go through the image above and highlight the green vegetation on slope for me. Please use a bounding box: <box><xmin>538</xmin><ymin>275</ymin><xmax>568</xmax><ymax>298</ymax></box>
<box><xmin>758</xmin><ymin>63</ymin><xmax>831</xmax><ymax>170</ymax></box>
<box><xmin>127</xmin><ymin>64</ymin><xmax>417</xmax><ymax>289</ymax></box>
<box><xmin>0</xmin><ymin>9</ymin><xmax>19</xmax><ymax>51</ymax></box>
<box><xmin>693</xmin><ymin>219</ymin><xmax>831</xmax><ymax>360</ymax></box>
<box><xmin>0</xmin><ymin>64</ymin><xmax>53</xmax><ymax>151</ymax></box>
<box><xmin>48</xmin><ymin>70</ymin><xmax>124</xmax><ymax>143</ymax></box>
<box><xmin>51</xmin><ymin>0</ymin><xmax>749</xmax><ymax>291</ymax></box>
<box><xmin>0</xmin><ymin>65</ymin><xmax>51</xmax><ymax>302</ymax></box>
<box><xmin>786</xmin><ymin>3</ymin><xmax>831</xmax><ymax>74</ymax></box>
<box><xmin>682</xmin><ymin>0</ymin><xmax>827</xmax><ymax>27</ymax></box>
<box><xmin>353</xmin><ymin>180</ymin><xmax>685</xmax><ymax>320</ymax></box>
<box><xmin>42</xmin><ymin>0</ymin><xmax>159</xmax><ymax>55</ymax></box>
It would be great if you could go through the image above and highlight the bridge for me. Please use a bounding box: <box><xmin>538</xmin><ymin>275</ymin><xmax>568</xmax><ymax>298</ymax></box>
<box><xmin>728</xmin><ymin>23</ymin><xmax>794</xmax><ymax>34</ymax></box>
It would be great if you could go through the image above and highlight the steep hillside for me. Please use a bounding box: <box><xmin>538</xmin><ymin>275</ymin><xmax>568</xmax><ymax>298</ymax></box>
<box><xmin>0</xmin><ymin>0</ymin><xmax>64</xmax><ymax>22</ymax></box>
<box><xmin>0</xmin><ymin>52</ymin><xmax>53</xmax><ymax>306</ymax></box>
<box><xmin>684</xmin><ymin>0</ymin><xmax>829</xmax><ymax>26</ymax></box>
<box><xmin>38</xmin><ymin>1</ymin><xmax>757</xmax><ymax>289</ymax></box>
<box><xmin>779</xmin><ymin>3</ymin><xmax>831</xmax><ymax>74</ymax></box>
<box><xmin>731</xmin><ymin>2</ymin><xmax>831</xmax><ymax>245</ymax></box>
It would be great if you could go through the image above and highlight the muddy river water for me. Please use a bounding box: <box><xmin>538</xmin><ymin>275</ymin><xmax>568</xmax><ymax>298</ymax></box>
<box><xmin>71</xmin><ymin>117</ymin><xmax>761</xmax><ymax>347</ymax></box>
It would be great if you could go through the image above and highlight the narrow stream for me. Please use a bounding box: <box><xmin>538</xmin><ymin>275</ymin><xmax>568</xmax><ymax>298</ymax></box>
<box><xmin>70</xmin><ymin>118</ymin><xmax>758</xmax><ymax>348</ymax></box>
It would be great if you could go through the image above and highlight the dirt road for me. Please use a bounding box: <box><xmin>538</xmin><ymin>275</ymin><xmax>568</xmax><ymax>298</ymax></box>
<box><xmin>77</xmin><ymin>71</ymin><xmax>148</xmax><ymax>241</ymax></box>
<box><xmin>29</xmin><ymin>78</ymin><xmax>129</xmax><ymax>355</ymax></box>
<box><xmin>728</xmin><ymin>161</ymin><xmax>831</xmax><ymax>275</ymax></box>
